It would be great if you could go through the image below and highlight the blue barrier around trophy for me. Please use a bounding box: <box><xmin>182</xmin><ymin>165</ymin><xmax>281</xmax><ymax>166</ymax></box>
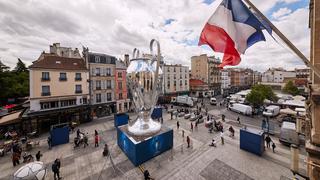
<box><xmin>151</xmin><ymin>107</ymin><xmax>162</xmax><ymax>119</ymax></box>
<box><xmin>50</xmin><ymin>126</ymin><xmax>69</xmax><ymax>147</ymax></box>
<box><xmin>114</xmin><ymin>113</ymin><xmax>129</xmax><ymax>128</ymax></box>
<box><xmin>240</xmin><ymin>127</ymin><xmax>265</xmax><ymax>156</ymax></box>
<box><xmin>117</xmin><ymin>125</ymin><xmax>173</xmax><ymax>166</ymax></box>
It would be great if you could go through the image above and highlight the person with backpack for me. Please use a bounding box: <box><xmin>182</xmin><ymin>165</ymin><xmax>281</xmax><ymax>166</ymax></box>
<box><xmin>36</xmin><ymin>151</ymin><xmax>42</xmax><ymax>161</ymax></box>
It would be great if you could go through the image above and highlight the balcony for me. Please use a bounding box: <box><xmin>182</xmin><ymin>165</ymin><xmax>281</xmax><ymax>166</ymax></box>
<box><xmin>96</xmin><ymin>87</ymin><xmax>101</xmax><ymax>90</ymax></box>
<box><xmin>41</xmin><ymin>92</ymin><xmax>51</xmax><ymax>96</ymax></box>
<box><xmin>106</xmin><ymin>86</ymin><xmax>112</xmax><ymax>89</ymax></box>
<box><xmin>41</xmin><ymin>77</ymin><xmax>50</xmax><ymax>81</ymax></box>
<box><xmin>75</xmin><ymin>90</ymin><xmax>82</xmax><ymax>94</ymax></box>
<box><xmin>96</xmin><ymin>73</ymin><xmax>100</xmax><ymax>76</ymax></box>
<box><xmin>59</xmin><ymin>77</ymin><xmax>67</xmax><ymax>81</ymax></box>
<box><xmin>75</xmin><ymin>77</ymin><xmax>82</xmax><ymax>81</ymax></box>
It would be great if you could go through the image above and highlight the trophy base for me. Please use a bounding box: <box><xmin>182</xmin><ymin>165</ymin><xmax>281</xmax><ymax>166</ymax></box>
<box><xmin>127</xmin><ymin>118</ymin><xmax>161</xmax><ymax>136</ymax></box>
<box><xmin>117</xmin><ymin>124</ymin><xmax>173</xmax><ymax>166</ymax></box>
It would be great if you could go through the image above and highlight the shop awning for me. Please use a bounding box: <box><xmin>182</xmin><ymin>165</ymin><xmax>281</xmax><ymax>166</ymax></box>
<box><xmin>0</xmin><ymin>111</ymin><xmax>22</xmax><ymax>126</ymax></box>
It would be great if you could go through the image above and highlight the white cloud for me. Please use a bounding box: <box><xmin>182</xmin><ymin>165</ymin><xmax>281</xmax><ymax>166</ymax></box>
<box><xmin>0</xmin><ymin>0</ymin><xmax>309</xmax><ymax>73</ymax></box>
<box><xmin>272</xmin><ymin>7</ymin><xmax>292</xmax><ymax>19</ymax></box>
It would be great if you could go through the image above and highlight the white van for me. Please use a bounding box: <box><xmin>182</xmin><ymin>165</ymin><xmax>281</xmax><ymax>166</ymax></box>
<box><xmin>279</xmin><ymin>121</ymin><xmax>299</xmax><ymax>146</ymax></box>
<box><xmin>210</xmin><ymin>98</ymin><xmax>217</xmax><ymax>105</ymax></box>
<box><xmin>228</xmin><ymin>103</ymin><xmax>252</xmax><ymax>116</ymax></box>
<box><xmin>263</xmin><ymin>105</ymin><xmax>280</xmax><ymax>117</ymax></box>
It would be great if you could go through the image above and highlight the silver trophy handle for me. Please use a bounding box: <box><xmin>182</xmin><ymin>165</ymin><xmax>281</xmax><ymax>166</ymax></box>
<box><xmin>133</xmin><ymin>48</ymin><xmax>140</xmax><ymax>59</ymax></box>
<box><xmin>150</xmin><ymin>39</ymin><xmax>161</xmax><ymax>106</ymax></box>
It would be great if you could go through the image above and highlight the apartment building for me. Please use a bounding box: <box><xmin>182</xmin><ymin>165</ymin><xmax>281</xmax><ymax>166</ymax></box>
<box><xmin>262</xmin><ymin>68</ymin><xmax>296</xmax><ymax>83</ymax></box>
<box><xmin>26</xmin><ymin>48</ymin><xmax>90</xmax><ymax>132</ymax></box>
<box><xmin>162</xmin><ymin>64</ymin><xmax>190</xmax><ymax>95</ymax></box>
<box><xmin>115</xmin><ymin>60</ymin><xmax>130</xmax><ymax>113</ymax></box>
<box><xmin>86</xmin><ymin>52</ymin><xmax>116</xmax><ymax>117</ymax></box>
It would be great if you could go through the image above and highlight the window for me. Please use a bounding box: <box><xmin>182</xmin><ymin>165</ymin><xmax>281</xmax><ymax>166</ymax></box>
<box><xmin>174</xmin><ymin>74</ymin><xmax>176</xmax><ymax>79</ymax></box>
<box><xmin>118</xmin><ymin>104</ymin><xmax>122</xmax><ymax>112</ymax></box>
<box><xmin>174</xmin><ymin>67</ymin><xmax>176</xmax><ymax>72</ymax></box>
<box><xmin>82</xmin><ymin>98</ymin><xmax>87</xmax><ymax>104</ymax></box>
<box><xmin>167</xmin><ymin>68</ymin><xmax>170</xmax><ymax>72</ymax></box>
<box><xmin>96</xmin><ymin>80</ymin><xmax>101</xmax><ymax>90</ymax></box>
<box><xmin>119</xmin><ymin>93</ymin><xmax>123</xmax><ymax>99</ymax></box>
<box><xmin>75</xmin><ymin>73</ymin><xmax>82</xmax><ymax>81</ymax></box>
<box><xmin>96</xmin><ymin>68</ymin><xmax>100</xmax><ymax>76</ymax></box>
<box><xmin>75</xmin><ymin>85</ymin><xmax>82</xmax><ymax>93</ymax></box>
<box><xmin>118</xmin><ymin>81</ymin><xmax>122</xmax><ymax>89</ymax></box>
<box><xmin>41</xmin><ymin>72</ymin><xmax>50</xmax><ymax>81</ymax></box>
<box><xmin>96</xmin><ymin>94</ymin><xmax>101</xmax><ymax>103</ymax></box>
<box><xmin>61</xmin><ymin>99</ymin><xmax>76</xmax><ymax>107</ymax></box>
<box><xmin>106</xmin><ymin>68</ymin><xmax>111</xmax><ymax>76</ymax></box>
<box><xmin>59</xmin><ymin>72</ymin><xmax>67</xmax><ymax>81</ymax></box>
<box><xmin>95</xmin><ymin>56</ymin><xmax>100</xmax><ymax>63</ymax></box>
<box><xmin>118</xmin><ymin>72</ymin><xmax>122</xmax><ymax>78</ymax></box>
<box><xmin>167</xmin><ymin>81</ymin><xmax>170</xmax><ymax>89</ymax></box>
<box><xmin>185</xmin><ymin>80</ymin><xmax>188</xmax><ymax>86</ymax></box>
<box><xmin>107</xmin><ymin>93</ymin><xmax>112</xmax><ymax>101</ymax></box>
<box><xmin>180</xmin><ymin>80</ymin><xmax>183</xmax><ymax>86</ymax></box>
<box><xmin>40</xmin><ymin>102</ymin><xmax>50</xmax><ymax>109</ymax></box>
<box><xmin>41</xmin><ymin>86</ymin><xmax>50</xmax><ymax>96</ymax></box>
<box><xmin>174</xmin><ymin>81</ymin><xmax>176</xmax><ymax>86</ymax></box>
<box><xmin>107</xmin><ymin>80</ymin><xmax>111</xmax><ymax>89</ymax></box>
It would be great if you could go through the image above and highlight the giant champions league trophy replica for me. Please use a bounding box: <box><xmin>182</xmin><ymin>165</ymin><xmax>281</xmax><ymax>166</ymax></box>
<box><xmin>117</xmin><ymin>39</ymin><xmax>173</xmax><ymax>166</ymax></box>
<box><xmin>126</xmin><ymin>39</ymin><xmax>162</xmax><ymax>136</ymax></box>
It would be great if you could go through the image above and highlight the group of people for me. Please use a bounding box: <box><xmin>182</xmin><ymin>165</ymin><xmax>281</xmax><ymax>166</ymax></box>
<box><xmin>265</xmin><ymin>135</ymin><xmax>276</xmax><ymax>153</ymax></box>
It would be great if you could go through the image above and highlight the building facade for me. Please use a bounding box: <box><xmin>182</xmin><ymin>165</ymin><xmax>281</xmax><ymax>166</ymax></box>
<box><xmin>115</xmin><ymin>60</ymin><xmax>130</xmax><ymax>113</ymax></box>
<box><xmin>85</xmin><ymin>52</ymin><xmax>116</xmax><ymax>117</ymax></box>
<box><xmin>162</xmin><ymin>64</ymin><xmax>189</xmax><ymax>95</ymax></box>
<box><xmin>191</xmin><ymin>54</ymin><xmax>221</xmax><ymax>95</ymax></box>
<box><xmin>27</xmin><ymin>45</ymin><xmax>90</xmax><ymax>133</ymax></box>
<box><xmin>306</xmin><ymin>1</ymin><xmax>320</xmax><ymax>179</ymax></box>
<box><xmin>262</xmin><ymin>68</ymin><xmax>296</xmax><ymax>83</ymax></box>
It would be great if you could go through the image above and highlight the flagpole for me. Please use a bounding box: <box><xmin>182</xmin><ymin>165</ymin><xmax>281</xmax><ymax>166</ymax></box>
<box><xmin>243</xmin><ymin>0</ymin><xmax>320</xmax><ymax>79</ymax></box>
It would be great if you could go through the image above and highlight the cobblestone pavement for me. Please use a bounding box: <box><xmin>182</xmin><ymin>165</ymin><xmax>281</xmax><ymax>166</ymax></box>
<box><xmin>0</xmin><ymin>109</ymin><xmax>306</xmax><ymax>180</ymax></box>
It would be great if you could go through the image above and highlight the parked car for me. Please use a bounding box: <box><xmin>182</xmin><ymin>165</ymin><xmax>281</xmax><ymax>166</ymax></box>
<box><xmin>263</xmin><ymin>105</ymin><xmax>280</xmax><ymax>117</ymax></box>
<box><xmin>184</xmin><ymin>113</ymin><xmax>191</xmax><ymax>119</ymax></box>
<box><xmin>178</xmin><ymin>112</ymin><xmax>185</xmax><ymax>117</ymax></box>
<box><xmin>190</xmin><ymin>113</ymin><xmax>198</xmax><ymax>121</ymax></box>
<box><xmin>210</xmin><ymin>98</ymin><xmax>217</xmax><ymax>105</ymax></box>
<box><xmin>279</xmin><ymin>121</ymin><xmax>299</xmax><ymax>146</ymax></box>
<box><xmin>228</xmin><ymin>103</ymin><xmax>252</xmax><ymax>116</ymax></box>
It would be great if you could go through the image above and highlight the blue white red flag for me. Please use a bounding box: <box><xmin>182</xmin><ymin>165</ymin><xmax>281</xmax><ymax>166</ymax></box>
<box><xmin>199</xmin><ymin>0</ymin><xmax>272</xmax><ymax>68</ymax></box>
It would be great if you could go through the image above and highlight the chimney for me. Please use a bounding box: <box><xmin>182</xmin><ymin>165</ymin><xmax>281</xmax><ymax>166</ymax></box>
<box><xmin>124</xmin><ymin>54</ymin><xmax>129</xmax><ymax>67</ymax></box>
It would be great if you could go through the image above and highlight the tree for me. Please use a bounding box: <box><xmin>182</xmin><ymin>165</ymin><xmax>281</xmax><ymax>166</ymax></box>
<box><xmin>283</xmin><ymin>81</ymin><xmax>299</xmax><ymax>96</ymax></box>
<box><xmin>246</xmin><ymin>84</ymin><xmax>278</xmax><ymax>107</ymax></box>
<box><xmin>246</xmin><ymin>89</ymin><xmax>265</xmax><ymax>107</ymax></box>
<box><xmin>0</xmin><ymin>60</ymin><xmax>9</xmax><ymax>72</ymax></box>
<box><xmin>14</xmin><ymin>58</ymin><xmax>28</xmax><ymax>73</ymax></box>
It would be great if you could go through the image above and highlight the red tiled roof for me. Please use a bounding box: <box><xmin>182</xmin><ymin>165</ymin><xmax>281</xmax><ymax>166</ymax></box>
<box><xmin>189</xmin><ymin>79</ymin><xmax>207</xmax><ymax>86</ymax></box>
<box><xmin>30</xmin><ymin>54</ymin><xmax>87</xmax><ymax>70</ymax></box>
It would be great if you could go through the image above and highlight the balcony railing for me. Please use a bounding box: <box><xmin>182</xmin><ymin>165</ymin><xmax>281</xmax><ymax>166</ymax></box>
<box><xmin>96</xmin><ymin>87</ymin><xmax>101</xmax><ymax>90</ymax></box>
<box><xmin>41</xmin><ymin>92</ymin><xmax>51</xmax><ymax>96</ymax></box>
<box><xmin>75</xmin><ymin>90</ymin><xmax>82</xmax><ymax>94</ymax></box>
<box><xmin>96</xmin><ymin>73</ymin><xmax>100</xmax><ymax>76</ymax></box>
<box><xmin>75</xmin><ymin>77</ymin><xmax>82</xmax><ymax>81</ymax></box>
<box><xmin>106</xmin><ymin>86</ymin><xmax>112</xmax><ymax>89</ymax></box>
<box><xmin>41</xmin><ymin>77</ymin><xmax>50</xmax><ymax>81</ymax></box>
<box><xmin>59</xmin><ymin>77</ymin><xmax>67</xmax><ymax>81</ymax></box>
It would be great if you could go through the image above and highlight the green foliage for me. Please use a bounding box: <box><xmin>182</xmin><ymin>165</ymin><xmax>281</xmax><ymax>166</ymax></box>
<box><xmin>0</xmin><ymin>60</ymin><xmax>9</xmax><ymax>72</ymax></box>
<box><xmin>246</xmin><ymin>84</ymin><xmax>278</xmax><ymax>107</ymax></box>
<box><xmin>283</xmin><ymin>81</ymin><xmax>299</xmax><ymax>96</ymax></box>
<box><xmin>14</xmin><ymin>58</ymin><xmax>28</xmax><ymax>73</ymax></box>
<box><xmin>0</xmin><ymin>59</ymin><xmax>29</xmax><ymax>104</ymax></box>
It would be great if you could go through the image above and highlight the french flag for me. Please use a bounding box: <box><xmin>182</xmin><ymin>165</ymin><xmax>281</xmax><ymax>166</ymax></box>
<box><xmin>199</xmin><ymin>0</ymin><xmax>272</xmax><ymax>68</ymax></box>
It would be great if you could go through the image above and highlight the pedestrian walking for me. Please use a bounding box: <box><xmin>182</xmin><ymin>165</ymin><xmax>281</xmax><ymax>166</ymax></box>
<box><xmin>272</xmin><ymin>142</ymin><xmax>276</xmax><ymax>153</ymax></box>
<box><xmin>95</xmin><ymin>133</ymin><xmax>99</xmax><ymax>147</ymax></box>
<box><xmin>222</xmin><ymin>114</ymin><xmax>225</xmax><ymax>122</ymax></box>
<box><xmin>182</xmin><ymin>130</ymin><xmax>185</xmax><ymax>138</ymax></box>
<box><xmin>175</xmin><ymin>112</ymin><xmax>178</xmax><ymax>119</ymax></box>
<box><xmin>220</xmin><ymin>132</ymin><xmax>224</xmax><ymax>145</ymax></box>
<box><xmin>36</xmin><ymin>151</ymin><xmax>42</xmax><ymax>161</ymax></box>
<box><xmin>237</xmin><ymin>116</ymin><xmax>241</xmax><ymax>124</ymax></box>
<box><xmin>177</xmin><ymin>121</ymin><xmax>180</xmax><ymax>129</ymax></box>
<box><xmin>186</xmin><ymin>136</ymin><xmax>190</xmax><ymax>148</ymax></box>
<box><xmin>95</xmin><ymin>130</ymin><xmax>98</xmax><ymax>136</ymax></box>
<box><xmin>195</xmin><ymin>121</ymin><xmax>198</xmax><ymax>131</ymax></box>
<box><xmin>161</xmin><ymin>117</ymin><xmax>163</xmax><ymax>124</ymax></box>
<box><xmin>52</xmin><ymin>159</ymin><xmax>61</xmax><ymax>180</ymax></box>
<box><xmin>190</xmin><ymin>122</ymin><xmax>193</xmax><ymax>132</ymax></box>
<box><xmin>12</xmin><ymin>152</ymin><xmax>20</xmax><ymax>166</ymax></box>
<box><xmin>265</xmin><ymin>135</ymin><xmax>271</xmax><ymax>148</ymax></box>
<box><xmin>170</xmin><ymin>112</ymin><xmax>173</xmax><ymax>120</ymax></box>
<box><xmin>47</xmin><ymin>136</ymin><xmax>52</xmax><ymax>150</ymax></box>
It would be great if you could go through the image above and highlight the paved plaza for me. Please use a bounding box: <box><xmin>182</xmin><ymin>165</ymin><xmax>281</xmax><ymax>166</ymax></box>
<box><xmin>0</xmin><ymin>107</ymin><xmax>307</xmax><ymax>180</ymax></box>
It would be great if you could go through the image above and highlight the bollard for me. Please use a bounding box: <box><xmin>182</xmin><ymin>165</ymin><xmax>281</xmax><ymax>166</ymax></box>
<box><xmin>290</xmin><ymin>144</ymin><xmax>299</xmax><ymax>173</ymax></box>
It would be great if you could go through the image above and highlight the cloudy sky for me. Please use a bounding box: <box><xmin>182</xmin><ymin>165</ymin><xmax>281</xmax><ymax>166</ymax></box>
<box><xmin>0</xmin><ymin>0</ymin><xmax>310</xmax><ymax>72</ymax></box>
